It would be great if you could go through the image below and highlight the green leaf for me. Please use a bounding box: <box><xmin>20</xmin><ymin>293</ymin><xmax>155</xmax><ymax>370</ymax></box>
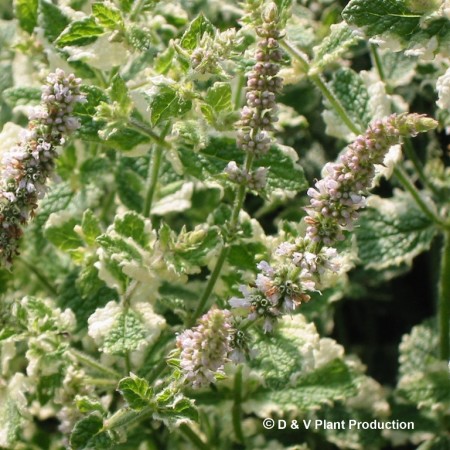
<box><xmin>160</xmin><ymin>225</ymin><xmax>221</xmax><ymax>274</ymax></box>
<box><xmin>398</xmin><ymin>369</ymin><xmax>450</xmax><ymax>410</ymax></box>
<box><xmin>70</xmin><ymin>414</ymin><xmax>113</xmax><ymax>450</ymax></box>
<box><xmin>74</xmin><ymin>85</ymin><xmax>108</xmax><ymax>141</ymax></box>
<box><xmin>116</xmin><ymin>157</ymin><xmax>147</xmax><ymax>212</ymax></box>
<box><xmin>0</xmin><ymin>387</ymin><xmax>22</xmax><ymax>448</ymax></box>
<box><xmin>328</xmin><ymin>68</ymin><xmax>371</xmax><ymax>129</ymax></box>
<box><xmin>79</xmin><ymin>157</ymin><xmax>111</xmax><ymax>184</ymax></box>
<box><xmin>76</xmin><ymin>396</ymin><xmax>105</xmax><ymax>414</ymax></box>
<box><xmin>180</xmin><ymin>14</ymin><xmax>215</xmax><ymax>50</ymax></box>
<box><xmin>81</xmin><ymin>210</ymin><xmax>102</xmax><ymax>246</ymax></box>
<box><xmin>58</xmin><ymin>268</ymin><xmax>118</xmax><ymax>333</ymax></box>
<box><xmin>228</xmin><ymin>243</ymin><xmax>267</xmax><ymax>271</ymax></box>
<box><xmin>109</xmin><ymin>74</ymin><xmax>130</xmax><ymax>109</ymax></box>
<box><xmin>146</xmin><ymin>85</ymin><xmax>192</xmax><ymax>126</ymax></box>
<box><xmin>92</xmin><ymin>2</ymin><xmax>124</xmax><ymax>30</ymax></box>
<box><xmin>2</xmin><ymin>87</ymin><xmax>41</xmax><ymax>107</ymax></box>
<box><xmin>102</xmin><ymin>310</ymin><xmax>147</xmax><ymax>355</ymax></box>
<box><xmin>126</xmin><ymin>25</ymin><xmax>153</xmax><ymax>51</ymax></box>
<box><xmin>44</xmin><ymin>217</ymin><xmax>83</xmax><ymax>251</ymax></box>
<box><xmin>356</xmin><ymin>193</ymin><xmax>437</xmax><ymax>270</ymax></box>
<box><xmin>114</xmin><ymin>212</ymin><xmax>148</xmax><ymax>247</ymax></box>
<box><xmin>38</xmin><ymin>0</ymin><xmax>70</xmax><ymax>42</ymax></box>
<box><xmin>96</xmin><ymin>234</ymin><xmax>143</xmax><ymax>263</ymax></box>
<box><xmin>398</xmin><ymin>321</ymin><xmax>439</xmax><ymax>378</ymax></box>
<box><xmin>118</xmin><ymin>374</ymin><xmax>153</xmax><ymax>410</ymax></box>
<box><xmin>56</xmin><ymin>17</ymin><xmax>104</xmax><ymax>47</ymax></box>
<box><xmin>15</xmin><ymin>0</ymin><xmax>38</xmax><ymax>34</ymax></box>
<box><xmin>178</xmin><ymin>137</ymin><xmax>307</xmax><ymax>195</ymax></box>
<box><xmin>254</xmin><ymin>359</ymin><xmax>357</xmax><ymax>412</ymax></box>
<box><xmin>312</xmin><ymin>22</ymin><xmax>362</xmax><ymax>71</ymax></box>
<box><xmin>154</xmin><ymin>47</ymin><xmax>175</xmax><ymax>74</ymax></box>
<box><xmin>380</xmin><ymin>51</ymin><xmax>417</xmax><ymax>87</ymax></box>
<box><xmin>205</xmin><ymin>82</ymin><xmax>232</xmax><ymax>112</ymax></box>
<box><xmin>342</xmin><ymin>0</ymin><xmax>420</xmax><ymax>38</ymax></box>
<box><xmin>155</xmin><ymin>393</ymin><xmax>198</xmax><ymax>423</ymax></box>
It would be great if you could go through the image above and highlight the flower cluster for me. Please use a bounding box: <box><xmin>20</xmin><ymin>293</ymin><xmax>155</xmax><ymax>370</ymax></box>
<box><xmin>236</xmin><ymin>3</ymin><xmax>283</xmax><ymax>156</ymax></box>
<box><xmin>176</xmin><ymin>307</ymin><xmax>232</xmax><ymax>389</ymax></box>
<box><xmin>230</xmin><ymin>260</ymin><xmax>312</xmax><ymax>333</ymax></box>
<box><xmin>224</xmin><ymin>161</ymin><xmax>268</xmax><ymax>190</ymax></box>
<box><xmin>276</xmin><ymin>238</ymin><xmax>341</xmax><ymax>289</ymax></box>
<box><xmin>305</xmin><ymin>113</ymin><xmax>438</xmax><ymax>246</ymax></box>
<box><xmin>228</xmin><ymin>113</ymin><xmax>437</xmax><ymax>337</ymax></box>
<box><xmin>225</xmin><ymin>2</ymin><xmax>284</xmax><ymax>191</ymax></box>
<box><xmin>0</xmin><ymin>69</ymin><xmax>85</xmax><ymax>267</ymax></box>
<box><xmin>190</xmin><ymin>29</ymin><xmax>241</xmax><ymax>75</ymax></box>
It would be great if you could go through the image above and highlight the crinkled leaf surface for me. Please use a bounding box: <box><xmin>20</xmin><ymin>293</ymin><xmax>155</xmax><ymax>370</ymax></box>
<box><xmin>356</xmin><ymin>194</ymin><xmax>437</xmax><ymax>270</ymax></box>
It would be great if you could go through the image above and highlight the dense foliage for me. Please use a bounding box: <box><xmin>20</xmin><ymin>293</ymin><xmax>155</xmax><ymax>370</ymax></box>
<box><xmin>0</xmin><ymin>1</ymin><xmax>449</xmax><ymax>449</ymax></box>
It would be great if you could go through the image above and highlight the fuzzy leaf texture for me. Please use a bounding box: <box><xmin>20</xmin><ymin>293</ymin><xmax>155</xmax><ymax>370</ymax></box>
<box><xmin>55</xmin><ymin>17</ymin><xmax>104</xmax><ymax>47</ymax></box>
<box><xmin>70</xmin><ymin>414</ymin><xmax>114</xmax><ymax>450</ymax></box>
<box><xmin>312</xmin><ymin>22</ymin><xmax>362</xmax><ymax>71</ymax></box>
<box><xmin>102</xmin><ymin>310</ymin><xmax>148</xmax><ymax>355</ymax></box>
<box><xmin>247</xmin><ymin>316</ymin><xmax>357</xmax><ymax>414</ymax></box>
<box><xmin>118</xmin><ymin>374</ymin><xmax>154</xmax><ymax>410</ymax></box>
<box><xmin>328</xmin><ymin>68</ymin><xmax>371</xmax><ymax>131</ymax></box>
<box><xmin>342</xmin><ymin>0</ymin><xmax>421</xmax><ymax>38</ymax></box>
<box><xmin>356</xmin><ymin>193</ymin><xmax>437</xmax><ymax>270</ymax></box>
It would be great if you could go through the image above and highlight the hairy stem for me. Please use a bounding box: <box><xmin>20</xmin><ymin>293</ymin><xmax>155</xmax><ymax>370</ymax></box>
<box><xmin>103</xmin><ymin>406</ymin><xmax>153</xmax><ymax>431</ymax></box>
<box><xmin>370</xmin><ymin>44</ymin><xmax>387</xmax><ymax>85</ymax></box>
<box><xmin>143</xmin><ymin>145</ymin><xmax>163</xmax><ymax>217</ymax></box>
<box><xmin>130</xmin><ymin>0</ymin><xmax>147</xmax><ymax>21</ymax></box>
<box><xmin>69</xmin><ymin>349</ymin><xmax>121</xmax><ymax>379</ymax></box>
<box><xmin>179</xmin><ymin>424</ymin><xmax>209</xmax><ymax>450</ymax></box>
<box><xmin>393</xmin><ymin>167</ymin><xmax>447</xmax><ymax>228</ymax></box>
<box><xmin>438</xmin><ymin>231</ymin><xmax>450</xmax><ymax>360</ymax></box>
<box><xmin>190</xmin><ymin>152</ymin><xmax>255</xmax><ymax>325</ymax></box>
<box><xmin>128</xmin><ymin>117</ymin><xmax>170</xmax><ymax>148</ymax></box>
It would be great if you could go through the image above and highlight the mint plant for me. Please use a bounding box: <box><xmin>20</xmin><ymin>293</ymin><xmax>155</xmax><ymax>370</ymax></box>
<box><xmin>0</xmin><ymin>1</ymin><xmax>449</xmax><ymax>449</ymax></box>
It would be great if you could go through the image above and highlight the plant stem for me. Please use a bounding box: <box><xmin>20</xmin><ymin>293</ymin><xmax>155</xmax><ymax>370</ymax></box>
<box><xmin>69</xmin><ymin>348</ymin><xmax>121</xmax><ymax>379</ymax></box>
<box><xmin>84</xmin><ymin>377</ymin><xmax>118</xmax><ymax>387</ymax></box>
<box><xmin>103</xmin><ymin>406</ymin><xmax>153</xmax><ymax>431</ymax></box>
<box><xmin>18</xmin><ymin>258</ymin><xmax>57</xmax><ymax>296</ymax></box>
<box><xmin>232</xmin><ymin>365</ymin><xmax>245</xmax><ymax>443</ymax></box>
<box><xmin>143</xmin><ymin>145</ymin><xmax>163</xmax><ymax>217</ymax></box>
<box><xmin>179</xmin><ymin>424</ymin><xmax>209</xmax><ymax>450</ymax></box>
<box><xmin>438</xmin><ymin>231</ymin><xmax>450</xmax><ymax>360</ymax></box>
<box><xmin>370</xmin><ymin>44</ymin><xmax>387</xmax><ymax>84</ymax></box>
<box><xmin>190</xmin><ymin>152</ymin><xmax>255</xmax><ymax>325</ymax></box>
<box><xmin>190</xmin><ymin>245</ymin><xmax>230</xmax><ymax>326</ymax></box>
<box><xmin>279</xmin><ymin>39</ymin><xmax>309</xmax><ymax>73</ymax></box>
<box><xmin>393</xmin><ymin>167</ymin><xmax>448</xmax><ymax>228</ymax></box>
<box><xmin>130</xmin><ymin>0</ymin><xmax>147</xmax><ymax>21</ymax></box>
<box><xmin>310</xmin><ymin>72</ymin><xmax>361</xmax><ymax>135</ymax></box>
<box><xmin>128</xmin><ymin>117</ymin><xmax>170</xmax><ymax>148</ymax></box>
